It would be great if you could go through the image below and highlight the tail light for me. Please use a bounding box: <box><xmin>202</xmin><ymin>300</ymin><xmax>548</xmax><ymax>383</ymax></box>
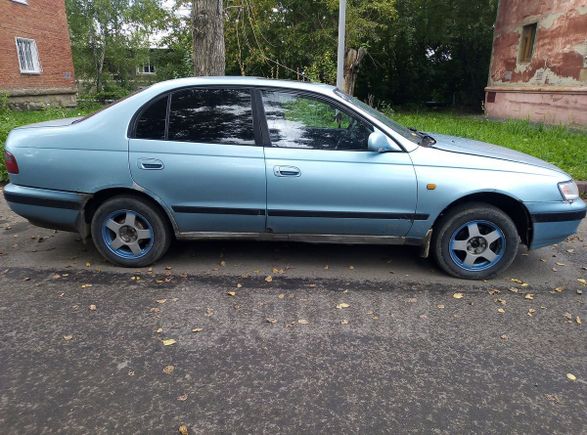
<box><xmin>4</xmin><ymin>150</ymin><xmax>19</xmax><ymax>174</ymax></box>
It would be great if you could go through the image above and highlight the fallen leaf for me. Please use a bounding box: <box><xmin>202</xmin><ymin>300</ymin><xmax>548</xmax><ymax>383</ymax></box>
<box><xmin>206</xmin><ymin>308</ymin><xmax>214</xmax><ymax>317</ymax></box>
<box><xmin>81</xmin><ymin>284</ymin><xmax>93</xmax><ymax>289</ymax></box>
<box><xmin>85</xmin><ymin>262</ymin><xmax>91</xmax><ymax>267</ymax></box>
<box><xmin>336</xmin><ymin>303</ymin><xmax>350</xmax><ymax>309</ymax></box>
<box><xmin>150</xmin><ymin>307</ymin><xmax>161</xmax><ymax>313</ymax></box>
<box><xmin>236</xmin><ymin>283</ymin><xmax>242</xmax><ymax>288</ymax></box>
<box><xmin>51</xmin><ymin>274</ymin><xmax>61</xmax><ymax>280</ymax></box>
<box><xmin>277</xmin><ymin>294</ymin><xmax>285</xmax><ymax>299</ymax></box>
<box><xmin>220</xmin><ymin>260</ymin><xmax>226</xmax><ymax>267</ymax></box>
<box><xmin>437</xmin><ymin>304</ymin><xmax>445</xmax><ymax>309</ymax></box>
<box><xmin>524</xmin><ymin>294</ymin><xmax>534</xmax><ymax>300</ymax></box>
<box><xmin>545</xmin><ymin>394</ymin><xmax>560</xmax><ymax>403</ymax></box>
<box><xmin>511</xmin><ymin>278</ymin><xmax>524</xmax><ymax>284</ymax></box>
<box><xmin>488</xmin><ymin>289</ymin><xmax>500</xmax><ymax>295</ymax></box>
<box><xmin>500</xmin><ymin>334</ymin><xmax>508</xmax><ymax>340</ymax></box>
<box><xmin>265</xmin><ymin>275</ymin><xmax>273</xmax><ymax>283</ymax></box>
<box><xmin>496</xmin><ymin>298</ymin><xmax>506</xmax><ymax>305</ymax></box>
<box><xmin>63</xmin><ymin>335</ymin><xmax>73</xmax><ymax>341</ymax></box>
<box><xmin>566</xmin><ymin>373</ymin><xmax>577</xmax><ymax>382</ymax></box>
<box><xmin>177</xmin><ymin>394</ymin><xmax>188</xmax><ymax>402</ymax></box>
<box><xmin>508</xmin><ymin>287</ymin><xmax>519</xmax><ymax>293</ymax></box>
<box><xmin>297</xmin><ymin>319</ymin><xmax>309</xmax><ymax>325</ymax></box>
<box><xmin>340</xmin><ymin>320</ymin><xmax>349</xmax><ymax>325</ymax></box>
<box><xmin>227</xmin><ymin>291</ymin><xmax>237</xmax><ymax>297</ymax></box>
<box><xmin>497</xmin><ymin>308</ymin><xmax>506</xmax><ymax>314</ymax></box>
<box><xmin>564</xmin><ymin>312</ymin><xmax>573</xmax><ymax>321</ymax></box>
<box><xmin>555</xmin><ymin>262</ymin><xmax>565</xmax><ymax>267</ymax></box>
<box><xmin>452</xmin><ymin>292</ymin><xmax>464</xmax><ymax>299</ymax></box>
<box><xmin>178</xmin><ymin>424</ymin><xmax>189</xmax><ymax>435</ymax></box>
<box><xmin>162</xmin><ymin>338</ymin><xmax>177</xmax><ymax>346</ymax></box>
<box><xmin>576</xmin><ymin>316</ymin><xmax>582</xmax><ymax>325</ymax></box>
<box><xmin>156</xmin><ymin>299</ymin><xmax>167</xmax><ymax>304</ymax></box>
<box><xmin>349</xmin><ymin>265</ymin><xmax>355</xmax><ymax>270</ymax></box>
<box><xmin>163</xmin><ymin>365</ymin><xmax>175</xmax><ymax>375</ymax></box>
<box><xmin>554</xmin><ymin>287</ymin><xmax>565</xmax><ymax>293</ymax></box>
<box><xmin>89</xmin><ymin>304</ymin><xmax>97</xmax><ymax>311</ymax></box>
<box><xmin>578</xmin><ymin>279</ymin><xmax>587</xmax><ymax>286</ymax></box>
<box><xmin>156</xmin><ymin>328</ymin><xmax>163</xmax><ymax>333</ymax></box>
<box><xmin>191</xmin><ymin>328</ymin><xmax>203</xmax><ymax>333</ymax></box>
<box><xmin>266</xmin><ymin>318</ymin><xmax>277</xmax><ymax>324</ymax></box>
<box><xmin>527</xmin><ymin>308</ymin><xmax>536</xmax><ymax>317</ymax></box>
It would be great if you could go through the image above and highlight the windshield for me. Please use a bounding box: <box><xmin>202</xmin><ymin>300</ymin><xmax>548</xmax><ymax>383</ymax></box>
<box><xmin>73</xmin><ymin>87</ymin><xmax>148</xmax><ymax>123</ymax></box>
<box><xmin>334</xmin><ymin>89</ymin><xmax>421</xmax><ymax>144</ymax></box>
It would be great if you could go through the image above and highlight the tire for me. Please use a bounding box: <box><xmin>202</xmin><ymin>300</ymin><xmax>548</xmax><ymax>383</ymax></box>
<box><xmin>431</xmin><ymin>203</ymin><xmax>519</xmax><ymax>280</ymax></box>
<box><xmin>91</xmin><ymin>195</ymin><xmax>172</xmax><ymax>267</ymax></box>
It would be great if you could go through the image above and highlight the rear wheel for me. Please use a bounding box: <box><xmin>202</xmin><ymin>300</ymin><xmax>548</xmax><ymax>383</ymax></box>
<box><xmin>91</xmin><ymin>195</ymin><xmax>171</xmax><ymax>267</ymax></box>
<box><xmin>432</xmin><ymin>203</ymin><xmax>519</xmax><ymax>279</ymax></box>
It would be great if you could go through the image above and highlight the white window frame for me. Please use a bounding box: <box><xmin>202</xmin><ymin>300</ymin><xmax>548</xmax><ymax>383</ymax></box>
<box><xmin>15</xmin><ymin>37</ymin><xmax>42</xmax><ymax>74</ymax></box>
<box><xmin>137</xmin><ymin>61</ymin><xmax>156</xmax><ymax>75</ymax></box>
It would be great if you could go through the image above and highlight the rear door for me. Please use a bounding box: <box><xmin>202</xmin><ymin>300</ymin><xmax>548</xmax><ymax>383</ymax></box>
<box><xmin>261</xmin><ymin>89</ymin><xmax>418</xmax><ymax>236</ymax></box>
<box><xmin>128</xmin><ymin>87</ymin><xmax>266</xmax><ymax>233</ymax></box>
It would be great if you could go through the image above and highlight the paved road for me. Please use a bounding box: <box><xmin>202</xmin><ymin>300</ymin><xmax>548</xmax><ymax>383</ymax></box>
<box><xmin>0</xmin><ymin>190</ymin><xmax>586</xmax><ymax>433</ymax></box>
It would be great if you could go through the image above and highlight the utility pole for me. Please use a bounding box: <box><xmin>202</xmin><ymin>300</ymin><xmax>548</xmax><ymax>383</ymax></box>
<box><xmin>336</xmin><ymin>0</ymin><xmax>346</xmax><ymax>90</ymax></box>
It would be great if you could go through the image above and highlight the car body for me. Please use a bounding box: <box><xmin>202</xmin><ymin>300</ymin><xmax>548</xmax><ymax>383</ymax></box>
<box><xmin>3</xmin><ymin>77</ymin><xmax>585</xmax><ymax>278</ymax></box>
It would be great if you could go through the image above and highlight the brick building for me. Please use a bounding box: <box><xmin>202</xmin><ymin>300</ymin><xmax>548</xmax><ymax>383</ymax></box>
<box><xmin>485</xmin><ymin>0</ymin><xmax>587</xmax><ymax>126</ymax></box>
<box><xmin>0</xmin><ymin>0</ymin><xmax>76</xmax><ymax>108</ymax></box>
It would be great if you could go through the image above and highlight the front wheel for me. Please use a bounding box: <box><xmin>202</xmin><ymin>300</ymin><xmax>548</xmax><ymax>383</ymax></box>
<box><xmin>91</xmin><ymin>195</ymin><xmax>171</xmax><ymax>267</ymax></box>
<box><xmin>431</xmin><ymin>203</ymin><xmax>520</xmax><ymax>280</ymax></box>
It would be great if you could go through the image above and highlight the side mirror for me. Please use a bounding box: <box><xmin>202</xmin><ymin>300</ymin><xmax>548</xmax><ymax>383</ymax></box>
<box><xmin>368</xmin><ymin>130</ymin><xmax>397</xmax><ymax>153</ymax></box>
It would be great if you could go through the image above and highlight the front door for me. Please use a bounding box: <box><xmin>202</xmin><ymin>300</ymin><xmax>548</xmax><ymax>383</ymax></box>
<box><xmin>261</xmin><ymin>90</ymin><xmax>418</xmax><ymax>237</ymax></box>
<box><xmin>129</xmin><ymin>87</ymin><xmax>266</xmax><ymax>233</ymax></box>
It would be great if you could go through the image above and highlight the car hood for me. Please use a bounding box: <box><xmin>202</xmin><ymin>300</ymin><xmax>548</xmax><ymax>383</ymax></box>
<box><xmin>15</xmin><ymin>117</ymin><xmax>83</xmax><ymax>129</ymax></box>
<box><xmin>430</xmin><ymin>133</ymin><xmax>565</xmax><ymax>174</ymax></box>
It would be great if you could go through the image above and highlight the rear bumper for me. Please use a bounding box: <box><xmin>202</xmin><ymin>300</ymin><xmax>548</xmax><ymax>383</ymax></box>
<box><xmin>528</xmin><ymin>201</ymin><xmax>586</xmax><ymax>249</ymax></box>
<box><xmin>3</xmin><ymin>183</ymin><xmax>91</xmax><ymax>233</ymax></box>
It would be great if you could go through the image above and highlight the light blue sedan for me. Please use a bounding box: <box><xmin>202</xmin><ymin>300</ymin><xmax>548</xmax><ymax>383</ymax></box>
<box><xmin>3</xmin><ymin>77</ymin><xmax>585</xmax><ymax>279</ymax></box>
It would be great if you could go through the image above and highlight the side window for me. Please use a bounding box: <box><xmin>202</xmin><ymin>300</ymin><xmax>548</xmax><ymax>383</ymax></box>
<box><xmin>262</xmin><ymin>91</ymin><xmax>373</xmax><ymax>150</ymax></box>
<box><xmin>135</xmin><ymin>96</ymin><xmax>168</xmax><ymax>140</ymax></box>
<box><xmin>168</xmin><ymin>88</ymin><xmax>255</xmax><ymax>145</ymax></box>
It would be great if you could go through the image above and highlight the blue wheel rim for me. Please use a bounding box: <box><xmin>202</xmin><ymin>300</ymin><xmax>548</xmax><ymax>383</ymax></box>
<box><xmin>101</xmin><ymin>209</ymin><xmax>154</xmax><ymax>260</ymax></box>
<box><xmin>449</xmin><ymin>220</ymin><xmax>506</xmax><ymax>272</ymax></box>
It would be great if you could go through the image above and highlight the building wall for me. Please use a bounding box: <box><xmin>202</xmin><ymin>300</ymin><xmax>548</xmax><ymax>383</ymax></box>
<box><xmin>485</xmin><ymin>0</ymin><xmax>587</xmax><ymax>126</ymax></box>
<box><xmin>0</xmin><ymin>0</ymin><xmax>76</xmax><ymax>108</ymax></box>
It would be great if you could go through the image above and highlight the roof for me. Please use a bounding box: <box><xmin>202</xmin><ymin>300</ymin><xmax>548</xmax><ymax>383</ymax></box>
<box><xmin>148</xmin><ymin>76</ymin><xmax>337</xmax><ymax>95</ymax></box>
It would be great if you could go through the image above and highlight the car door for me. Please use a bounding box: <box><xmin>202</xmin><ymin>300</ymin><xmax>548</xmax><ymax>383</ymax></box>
<box><xmin>261</xmin><ymin>89</ymin><xmax>418</xmax><ymax>237</ymax></box>
<box><xmin>128</xmin><ymin>87</ymin><xmax>266</xmax><ymax>233</ymax></box>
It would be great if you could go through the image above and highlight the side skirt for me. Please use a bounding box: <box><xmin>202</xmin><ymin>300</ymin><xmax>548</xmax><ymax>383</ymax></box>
<box><xmin>176</xmin><ymin>231</ymin><xmax>424</xmax><ymax>246</ymax></box>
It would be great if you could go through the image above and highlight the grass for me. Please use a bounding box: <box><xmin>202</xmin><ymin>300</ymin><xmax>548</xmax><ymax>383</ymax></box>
<box><xmin>390</xmin><ymin>111</ymin><xmax>587</xmax><ymax>180</ymax></box>
<box><xmin>1</xmin><ymin>108</ymin><xmax>586</xmax><ymax>182</ymax></box>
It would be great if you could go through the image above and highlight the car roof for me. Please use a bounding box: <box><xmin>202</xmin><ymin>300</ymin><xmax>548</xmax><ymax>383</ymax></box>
<box><xmin>147</xmin><ymin>76</ymin><xmax>337</xmax><ymax>96</ymax></box>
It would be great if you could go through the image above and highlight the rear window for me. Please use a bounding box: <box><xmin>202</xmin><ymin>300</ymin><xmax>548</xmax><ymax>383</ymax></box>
<box><xmin>167</xmin><ymin>88</ymin><xmax>255</xmax><ymax>145</ymax></box>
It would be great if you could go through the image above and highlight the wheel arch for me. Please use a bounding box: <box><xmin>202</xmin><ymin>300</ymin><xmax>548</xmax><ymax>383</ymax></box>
<box><xmin>433</xmin><ymin>192</ymin><xmax>533</xmax><ymax>246</ymax></box>
<box><xmin>81</xmin><ymin>187</ymin><xmax>178</xmax><ymax>239</ymax></box>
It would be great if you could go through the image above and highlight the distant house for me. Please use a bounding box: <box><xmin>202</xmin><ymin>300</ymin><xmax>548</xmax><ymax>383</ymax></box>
<box><xmin>485</xmin><ymin>0</ymin><xmax>587</xmax><ymax>126</ymax></box>
<box><xmin>0</xmin><ymin>0</ymin><xmax>76</xmax><ymax>109</ymax></box>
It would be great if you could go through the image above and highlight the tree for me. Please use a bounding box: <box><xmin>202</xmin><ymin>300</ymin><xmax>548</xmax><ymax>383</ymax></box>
<box><xmin>223</xmin><ymin>0</ymin><xmax>395</xmax><ymax>95</ymax></box>
<box><xmin>192</xmin><ymin>0</ymin><xmax>226</xmax><ymax>75</ymax></box>
<box><xmin>65</xmin><ymin>0</ymin><xmax>168</xmax><ymax>94</ymax></box>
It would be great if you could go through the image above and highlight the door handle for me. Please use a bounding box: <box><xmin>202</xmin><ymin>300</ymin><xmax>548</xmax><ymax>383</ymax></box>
<box><xmin>138</xmin><ymin>158</ymin><xmax>164</xmax><ymax>170</ymax></box>
<box><xmin>273</xmin><ymin>165</ymin><xmax>301</xmax><ymax>177</ymax></box>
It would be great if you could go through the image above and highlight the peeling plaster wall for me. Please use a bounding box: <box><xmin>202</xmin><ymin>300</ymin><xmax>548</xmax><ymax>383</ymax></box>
<box><xmin>485</xmin><ymin>0</ymin><xmax>587</xmax><ymax>126</ymax></box>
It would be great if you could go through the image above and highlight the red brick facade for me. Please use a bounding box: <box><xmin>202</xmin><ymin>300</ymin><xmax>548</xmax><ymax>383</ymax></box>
<box><xmin>0</xmin><ymin>0</ymin><xmax>76</xmax><ymax>108</ymax></box>
<box><xmin>485</xmin><ymin>0</ymin><xmax>587</xmax><ymax>126</ymax></box>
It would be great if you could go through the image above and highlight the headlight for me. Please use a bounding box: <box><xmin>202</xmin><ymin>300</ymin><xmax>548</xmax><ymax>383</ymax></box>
<box><xmin>558</xmin><ymin>181</ymin><xmax>579</xmax><ymax>201</ymax></box>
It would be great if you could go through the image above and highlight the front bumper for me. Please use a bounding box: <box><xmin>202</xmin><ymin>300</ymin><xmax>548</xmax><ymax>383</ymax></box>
<box><xmin>3</xmin><ymin>183</ymin><xmax>91</xmax><ymax>233</ymax></box>
<box><xmin>527</xmin><ymin>200</ymin><xmax>586</xmax><ymax>249</ymax></box>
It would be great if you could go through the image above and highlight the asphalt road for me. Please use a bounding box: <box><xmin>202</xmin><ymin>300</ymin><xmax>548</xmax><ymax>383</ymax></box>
<box><xmin>0</xmin><ymin>190</ymin><xmax>586</xmax><ymax>434</ymax></box>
